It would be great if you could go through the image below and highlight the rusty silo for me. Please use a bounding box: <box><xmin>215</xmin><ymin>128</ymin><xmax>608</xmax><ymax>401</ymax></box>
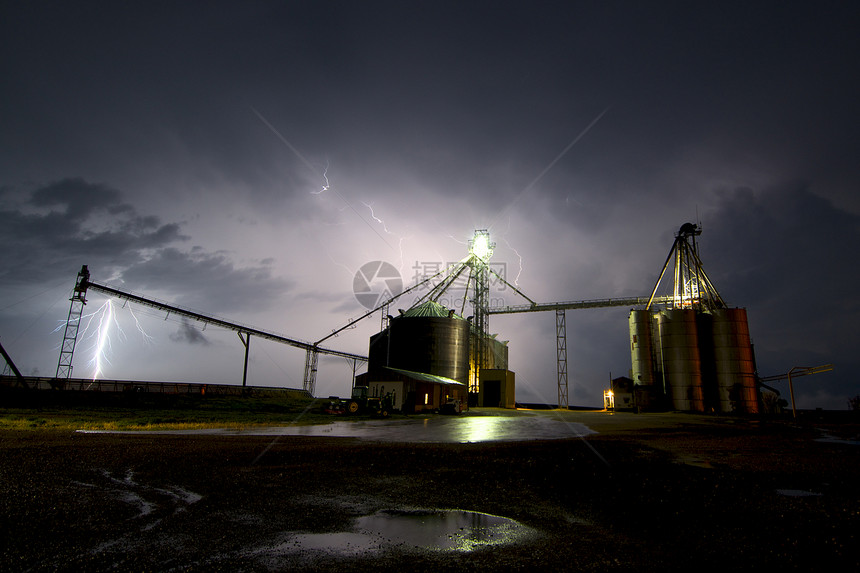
<box><xmin>657</xmin><ymin>308</ymin><xmax>705</xmax><ymax>412</ymax></box>
<box><xmin>709</xmin><ymin>308</ymin><xmax>759</xmax><ymax>414</ymax></box>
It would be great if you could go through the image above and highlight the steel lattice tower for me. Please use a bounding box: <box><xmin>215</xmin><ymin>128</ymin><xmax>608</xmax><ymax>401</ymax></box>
<box><xmin>468</xmin><ymin>230</ymin><xmax>494</xmax><ymax>393</ymax></box>
<box><xmin>303</xmin><ymin>346</ymin><xmax>319</xmax><ymax>396</ymax></box>
<box><xmin>647</xmin><ymin>223</ymin><xmax>725</xmax><ymax>311</ymax></box>
<box><xmin>56</xmin><ymin>265</ymin><xmax>90</xmax><ymax>379</ymax></box>
<box><xmin>556</xmin><ymin>309</ymin><xmax>569</xmax><ymax>408</ymax></box>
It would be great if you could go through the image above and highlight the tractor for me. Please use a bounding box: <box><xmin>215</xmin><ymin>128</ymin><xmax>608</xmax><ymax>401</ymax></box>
<box><xmin>346</xmin><ymin>386</ymin><xmax>394</xmax><ymax>417</ymax></box>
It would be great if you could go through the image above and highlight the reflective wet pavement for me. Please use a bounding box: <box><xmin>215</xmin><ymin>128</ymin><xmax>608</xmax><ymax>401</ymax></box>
<box><xmin>80</xmin><ymin>410</ymin><xmax>599</xmax><ymax>443</ymax></box>
<box><xmin>76</xmin><ymin>409</ymin><xmax>764</xmax><ymax>443</ymax></box>
<box><xmin>241</xmin><ymin>411</ymin><xmax>595</xmax><ymax>442</ymax></box>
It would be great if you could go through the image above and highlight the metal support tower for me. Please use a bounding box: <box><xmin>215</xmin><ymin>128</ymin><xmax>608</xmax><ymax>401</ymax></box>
<box><xmin>56</xmin><ymin>265</ymin><xmax>90</xmax><ymax>380</ymax></box>
<box><xmin>303</xmin><ymin>346</ymin><xmax>319</xmax><ymax>395</ymax></box>
<box><xmin>380</xmin><ymin>299</ymin><xmax>391</xmax><ymax>331</ymax></box>
<box><xmin>556</xmin><ymin>309</ymin><xmax>569</xmax><ymax>409</ymax></box>
<box><xmin>0</xmin><ymin>338</ymin><xmax>26</xmax><ymax>387</ymax></box>
<box><xmin>469</xmin><ymin>230</ymin><xmax>494</xmax><ymax>394</ymax></box>
<box><xmin>471</xmin><ymin>266</ymin><xmax>489</xmax><ymax>393</ymax></box>
<box><xmin>758</xmin><ymin>364</ymin><xmax>833</xmax><ymax>420</ymax></box>
<box><xmin>237</xmin><ymin>332</ymin><xmax>251</xmax><ymax>387</ymax></box>
<box><xmin>647</xmin><ymin>223</ymin><xmax>725</xmax><ymax>310</ymax></box>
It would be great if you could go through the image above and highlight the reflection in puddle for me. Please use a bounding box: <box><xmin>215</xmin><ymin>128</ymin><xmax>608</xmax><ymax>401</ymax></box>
<box><xmin>814</xmin><ymin>432</ymin><xmax>860</xmax><ymax>446</ymax></box>
<box><xmin>246</xmin><ymin>414</ymin><xmax>594</xmax><ymax>443</ymax></box>
<box><xmin>276</xmin><ymin>509</ymin><xmax>535</xmax><ymax>555</ymax></box>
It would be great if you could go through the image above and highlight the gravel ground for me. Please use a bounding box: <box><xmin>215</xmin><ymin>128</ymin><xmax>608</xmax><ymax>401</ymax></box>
<box><xmin>1</xmin><ymin>411</ymin><xmax>858</xmax><ymax>572</ymax></box>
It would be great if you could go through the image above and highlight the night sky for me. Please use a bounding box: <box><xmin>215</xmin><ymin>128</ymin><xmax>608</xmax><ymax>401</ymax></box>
<box><xmin>2</xmin><ymin>1</ymin><xmax>858</xmax><ymax>408</ymax></box>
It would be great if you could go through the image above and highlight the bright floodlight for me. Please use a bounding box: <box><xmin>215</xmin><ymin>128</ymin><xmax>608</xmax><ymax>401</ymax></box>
<box><xmin>470</xmin><ymin>230</ymin><xmax>493</xmax><ymax>262</ymax></box>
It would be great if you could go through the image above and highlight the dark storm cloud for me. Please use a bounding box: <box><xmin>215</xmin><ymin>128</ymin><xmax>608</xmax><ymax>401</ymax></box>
<box><xmin>0</xmin><ymin>178</ymin><xmax>292</xmax><ymax>314</ymax></box>
<box><xmin>703</xmin><ymin>183</ymin><xmax>860</xmax><ymax>349</ymax></box>
<box><xmin>170</xmin><ymin>319</ymin><xmax>211</xmax><ymax>346</ymax></box>
<box><xmin>4</xmin><ymin>2</ymin><xmax>857</xmax><ymax>214</ymax></box>
<box><xmin>30</xmin><ymin>177</ymin><xmax>125</xmax><ymax>219</ymax></box>
<box><xmin>119</xmin><ymin>247</ymin><xmax>293</xmax><ymax>313</ymax></box>
<box><xmin>0</xmin><ymin>178</ymin><xmax>187</xmax><ymax>283</ymax></box>
<box><xmin>704</xmin><ymin>184</ymin><xmax>860</xmax><ymax>311</ymax></box>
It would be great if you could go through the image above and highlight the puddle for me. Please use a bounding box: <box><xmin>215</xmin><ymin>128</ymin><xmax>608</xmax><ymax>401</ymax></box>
<box><xmin>814</xmin><ymin>432</ymin><xmax>860</xmax><ymax>446</ymax></box>
<box><xmin>268</xmin><ymin>509</ymin><xmax>535</xmax><ymax>556</ymax></box>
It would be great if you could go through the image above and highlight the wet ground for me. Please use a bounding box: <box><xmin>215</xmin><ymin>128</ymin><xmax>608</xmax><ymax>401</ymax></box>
<box><xmin>81</xmin><ymin>408</ymin><xmax>600</xmax><ymax>442</ymax></box>
<box><xmin>3</xmin><ymin>410</ymin><xmax>859</xmax><ymax>571</ymax></box>
<box><xmin>76</xmin><ymin>408</ymin><xmax>746</xmax><ymax>443</ymax></box>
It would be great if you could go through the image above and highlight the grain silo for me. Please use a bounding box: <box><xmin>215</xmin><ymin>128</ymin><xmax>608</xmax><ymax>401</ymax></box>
<box><xmin>657</xmin><ymin>308</ymin><xmax>705</xmax><ymax>412</ymax></box>
<box><xmin>629</xmin><ymin>309</ymin><xmax>657</xmax><ymax>387</ymax></box>
<box><xmin>708</xmin><ymin>308</ymin><xmax>759</xmax><ymax>414</ymax></box>
<box><xmin>359</xmin><ymin>300</ymin><xmax>470</xmax><ymax>413</ymax></box>
<box><xmin>631</xmin><ymin>223</ymin><xmax>761</xmax><ymax>413</ymax></box>
<box><xmin>385</xmin><ymin>301</ymin><xmax>471</xmax><ymax>384</ymax></box>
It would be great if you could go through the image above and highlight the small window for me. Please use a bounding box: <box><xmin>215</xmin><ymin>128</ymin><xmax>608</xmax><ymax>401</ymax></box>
<box><xmin>424</xmin><ymin>393</ymin><xmax>430</xmax><ymax>405</ymax></box>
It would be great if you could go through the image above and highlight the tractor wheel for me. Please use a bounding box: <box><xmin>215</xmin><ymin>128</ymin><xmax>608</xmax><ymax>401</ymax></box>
<box><xmin>380</xmin><ymin>408</ymin><xmax>390</xmax><ymax>418</ymax></box>
<box><xmin>347</xmin><ymin>400</ymin><xmax>360</xmax><ymax>414</ymax></box>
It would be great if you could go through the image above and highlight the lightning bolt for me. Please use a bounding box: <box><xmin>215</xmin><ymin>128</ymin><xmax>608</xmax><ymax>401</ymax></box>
<box><xmin>54</xmin><ymin>298</ymin><xmax>155</xmax><ymax>380</ymax></box>
<box><xmin>89</xmin><ymin>300</ymin><xmax>116</xmax><ymax>379</ymax></box>
<box><xmin>327</xmin><ymin>253</ymin><xmax>357</xmax><ymax>278</ymax></box>
<box><xmin>69</xmin><ymin>300</ymin><xmax>125</xmax><ymax>381</ymax></box>
<box><xmin>126</xmin><ymin>303</ymin><xmax>155</xmax><ymax>344</ymax></box>
<box><xmin>502</xmin><ymin>237</ymin><xmax>524</xmax><ymax>287</ymax></box>
<box><xmin>362</xmin><ymin>202</ymin><xmax>410</xmax><ymax>271</ymax></box>
<box><xmin>310</xmin><ymin>159</ymin><xmax>331</xmax><ymax>195</ymax></box>
<box><xmin>251</xmin><ymin>106</ymin><xmax>397</xmax><ymax>250</ymax></box>
<box><xmin>362</xmin><ymin>202</ymin><xmax>392</xmax><ymax>234</ymax></box>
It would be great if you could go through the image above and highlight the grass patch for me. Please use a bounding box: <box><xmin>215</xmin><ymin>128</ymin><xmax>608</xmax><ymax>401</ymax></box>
<box><xmin>0</xmin><ymin>390</ymin><xmax>347</xmax><ymax>431</ymax></box>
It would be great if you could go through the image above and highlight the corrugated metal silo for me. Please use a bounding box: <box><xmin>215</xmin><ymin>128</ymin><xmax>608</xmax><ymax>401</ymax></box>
<box><xmin>483</xmin><ymin>336</ymin><xmax>509</xmax><ymax>370</ymax></box>
<box><xmin>710</xmin><ymin>308</ymin><xmax>759</xmax><ymax>414</ymax></box>
<box><xmin>387</xmin><ymin>305</ymin><xmax>470</xmax><ymax>385</ymax></box>
<box><xmin>629</xmin><ymin>309</ymin><xmax>656</xmax><ymax>387</ymax></box>
<box><xmin>658</xmin><ymin>309</ymin><xmax>705</xmax><ymax>412</ymax></box>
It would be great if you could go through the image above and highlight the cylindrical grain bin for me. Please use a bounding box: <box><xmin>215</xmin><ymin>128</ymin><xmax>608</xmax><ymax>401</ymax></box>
<box><xmin>629</xmin><ymin>309</ymin><xmax>656</xmax><ymax>387</ymax></box>
<box><xmin>710</xmin><ymin>308</ymin><xmax>759</xmax><ymax>414</ymax></box>
<box><xmin>657</xmin><ymin>309</ymin><xmax>705</xmax><ymax>412</ymax></box>
<box><xmin>386</xmin><ymin>302</ymin><xmax>470</xmax><ymax>385</ymax></box>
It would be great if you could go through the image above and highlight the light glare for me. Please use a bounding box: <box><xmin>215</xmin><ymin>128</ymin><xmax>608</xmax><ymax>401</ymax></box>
<box><xmin>470</xmin><ymin>230</ymin><xmax>493</xmax><ymax>261</ymax></box>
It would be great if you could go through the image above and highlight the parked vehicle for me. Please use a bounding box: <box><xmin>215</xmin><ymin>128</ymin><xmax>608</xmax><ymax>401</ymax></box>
<box><xmin>323</xmin><ymin>396</ymin><xmax>347</xmax><ymax>415</ymax></box>
<box><xmin>440</xmin><ymin>398</ymin><xmax>462</xmax><ymax>415</ymax></box>
<box><xmin>345</xmin><ymin>386</ymin><xmax>394</xmax><ymax>417</ymax></box>
<box><xmin>345</xmin><ymin>386</ymin><xmax>370</xmax><ymax>414</ymax></box>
